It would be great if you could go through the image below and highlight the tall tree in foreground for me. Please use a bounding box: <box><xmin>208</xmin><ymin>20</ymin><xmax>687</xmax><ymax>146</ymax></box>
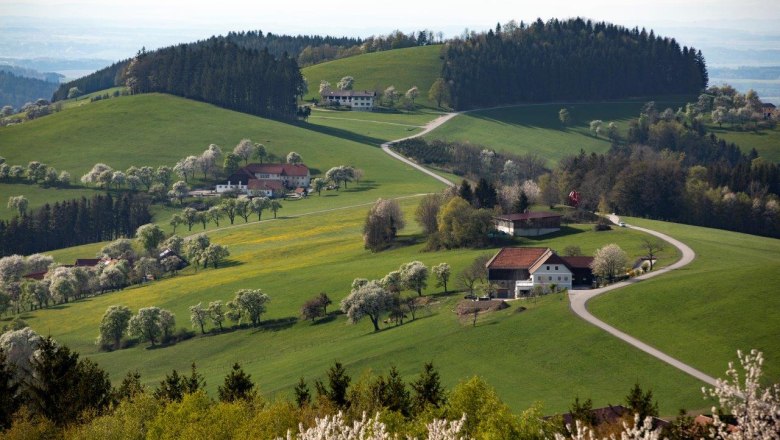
<box><xmin>411</xmin><ymin>362</ymin><xmax>446</xmax><ymax>411</ymax></box>
<box><xmin>218</xmin><ymin>363</ymin><xmax>256</xmax><ymax>402</ymax></box>
<box><xmin>26</xmin><ymin>337</ymin><xmax>112</xmax><ymax>426</ymax></box>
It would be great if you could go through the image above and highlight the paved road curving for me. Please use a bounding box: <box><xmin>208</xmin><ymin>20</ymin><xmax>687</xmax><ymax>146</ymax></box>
<box><xmin>569</xmin><ymin>216</ymin><xmax>716</xmax><ymax>386</ymax></box>
<box><xmin>380</xmin><ymin>112</ymin><xmax>459</xmax><ymax>187</ymax></box>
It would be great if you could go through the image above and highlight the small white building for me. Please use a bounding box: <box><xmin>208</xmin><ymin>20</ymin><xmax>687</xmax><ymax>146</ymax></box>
<box><xmin>321</xmin><ymin>90</ymin><xmax>377</xmax><ymax>111</ymax></box>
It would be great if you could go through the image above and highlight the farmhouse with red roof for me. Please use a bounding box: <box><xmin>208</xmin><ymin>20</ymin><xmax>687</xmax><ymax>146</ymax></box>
<box><xmin>216</xmin><ymin>163</ymin><xmax>310</xmax><ymax>197</ymax></box>
<box><xmin>486</xmin><ymin>247</ymin><xmax>594</xmax><ymax>298</ymax></box>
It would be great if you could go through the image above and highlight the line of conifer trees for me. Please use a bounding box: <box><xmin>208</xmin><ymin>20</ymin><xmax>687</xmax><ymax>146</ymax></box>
<box><xmin>53</xmin><ymin>38</ymin><xmax>305</xmax><ymax>120</ymax></box>
<box><xmin>51</xmin><ymin>60</ymin><xmax>128</xmax><ymax>102</ymax></box>
<box><xmin>0</xmin><ymin>193</ymin><xmax>152</xmax><ymax>256</ymax></box>
<box><xmin>441</xmin><ymin>18</ymin><xmax>708</xmax><ymax>109</ymax></box>
<box><xmin>122</xmin><ymin>39</ymin><xmax>305</xmax><ymax>120</ymax></box>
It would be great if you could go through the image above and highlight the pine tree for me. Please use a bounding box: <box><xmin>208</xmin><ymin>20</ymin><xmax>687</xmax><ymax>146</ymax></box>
<box><xmin>218</xmin><ymin>363</ymin><xmax>255</xmax><ymax>402</ymax></box>
<box><xmin>294</xmin><ymin>377</ymin><xmax>311</xmax><ymax>408</ymax></box>
<box><xmin>411</xmin><ymin>362</ymin><xmax>445</xmax><ymax>410</ymax></box>
<box><xmin>625</xmin><ymin>382</ymin><xmax>659</xmax><ymax>422</ymax></box>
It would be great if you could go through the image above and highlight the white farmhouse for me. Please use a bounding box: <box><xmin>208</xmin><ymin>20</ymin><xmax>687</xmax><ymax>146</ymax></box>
<box><xmin>321</xmin><ymin>90</ymin><xmax>377</xmax><ymax>111</ymax></box>
<box><xmin>216</xmin><ymin>163</ymin><xmax>310</xmax><ymax>197</ymax></box>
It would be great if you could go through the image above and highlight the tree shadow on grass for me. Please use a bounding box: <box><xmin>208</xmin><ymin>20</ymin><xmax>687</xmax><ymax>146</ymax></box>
<box><xmin>342</xmin><ymin>182</ymin><xmax>379</xmax><ymax>193</ymax></box>
<box><xmin>311</xmin><ymin>315</ymin><xmax>337</xmax><ymax>326</ymax></box>
<box><xmin>251</xmin><ymin>316</ymin><xmax>298</xmax><ymax>333</ymax></box>
<box><xmin>521</xmin><ymin>225</ymin><xmax>585</xmax><ymax>242</ymax></box>
<box><xmin>286</xmin><ymin>120</ymin><xmax>388</xmax><ymax>147</ymax></box>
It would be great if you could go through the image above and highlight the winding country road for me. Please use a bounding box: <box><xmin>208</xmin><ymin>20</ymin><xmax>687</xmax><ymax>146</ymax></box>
<box><xmin>569</xmin><ymin>216</ymin><xmax>716</xmax><ymax>385</ymax></box>
<box><xmin>380</xmin><ymin>112</ymin><xmax>458</xmax><ymax>187</ymax></box>
<box><xmin>381</xmin><ymin>113</ymin><xmax>718</xmax><ymax>386</ymax></box>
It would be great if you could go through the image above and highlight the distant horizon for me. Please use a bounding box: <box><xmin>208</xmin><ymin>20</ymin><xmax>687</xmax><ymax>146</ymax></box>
<box><xmin>2</xmin><ymin>0</ymin><xmax>780</xmax><ymax>62</ymax></box>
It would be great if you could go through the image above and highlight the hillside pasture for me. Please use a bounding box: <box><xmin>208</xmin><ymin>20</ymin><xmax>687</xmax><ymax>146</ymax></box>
<box><xmin>301</xmin><ymin>45</ymin><xmax>444</xmax><ymax>108</ymax></box>
<box><xmin>589</xmin><ymin>218</ymin><xmax>780</xmax><ymax>382</ymax></box>
<box><xmin>425</xmin><ymin>99</ymin><xmax>690</xmax><ymax>165</ymax></box>
<box><xmin>12</xmin><ymin>201</ymin><xmax>709</xmax><ymax>415</ymax></box>
<box><xmin>708</xmin><ymin>124</ymin><xmax>780</xmax><ymax>163</ymax></box>
<box><xmin>0</xmin><ymin>93</ymin><xmax>445</xmax><ymax>219</ymax></box>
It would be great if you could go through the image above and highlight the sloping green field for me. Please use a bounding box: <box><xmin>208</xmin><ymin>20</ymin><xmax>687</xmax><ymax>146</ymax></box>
<box><xmin>708</xmin><ymin>124</ymin><xmax>780</xmax><ymax>163</ymax></box>
<box><xmin>16</xmin><ymin>201</ymin><xmax>709</xmax><ymax>415</ymax></box>
<box><xmin>589</xmin><ymin>218</ymin><xmax>780</xmax><ymax>382</ymax></box>
<box><xmin>301</xmin><ymin>45</ymin><xmax>444</xmax><ymax>107</ymax></box>
<box><xmin>426</xmin><ymin>99</ymin><xmax>690</xmax><ymax>165</ymax></box>
<box><xmin>0</xmin><ymin>93</ymin><xmax>444</xmax><ymax>218</ymax></box>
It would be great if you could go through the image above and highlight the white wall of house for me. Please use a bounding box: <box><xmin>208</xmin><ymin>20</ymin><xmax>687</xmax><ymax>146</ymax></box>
<box><xmin>514</xmin><ymin>264</ymin><xmax>573</xmax><ymax>297</ymax></box>
<box><xmin>216</xmin><ymin>181</ymin><xmax>247</xmax><ymax>194</ymax></box>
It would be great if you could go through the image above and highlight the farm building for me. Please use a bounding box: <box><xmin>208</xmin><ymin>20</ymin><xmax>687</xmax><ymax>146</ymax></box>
<box><xmin>216</xmin><ymin>163</ymin><xmax>310</xmax><ymax>196</ymax></box>
<box><xmin>494</xmin><ymin>212</ymin><xmax>562</xmax><ymax>237</ymax></box>
<box><xmin>321</xmin><ymin>90</ymin><xmax>377</xmax><ymax>111</ymax></box>
<box><xmin>486</xmin><ymin>247</ymin><xmax>594</xmax><ymax>298</ymax></box>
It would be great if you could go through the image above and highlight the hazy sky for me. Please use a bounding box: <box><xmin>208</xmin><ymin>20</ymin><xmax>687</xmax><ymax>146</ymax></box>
<box><xmin>3</xmin><ymin>0</ymin><xmax>780</xmax><ymax>61</ymax></box>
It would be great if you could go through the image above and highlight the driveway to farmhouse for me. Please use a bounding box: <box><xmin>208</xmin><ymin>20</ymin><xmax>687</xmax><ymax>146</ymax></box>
<box><xmin>381</xmin><ymin>115</ymin><xmax>716</xmax><ymax>386</ymax></box>
<box><xmin>380</xmin><ymin>112</ymin><xmax>458</xmax><ymax>187</ymax></box>
<box><xmin>568</xmin><ymin>215</ymin><xmax>716</xmax><ymax>385</ymax></box>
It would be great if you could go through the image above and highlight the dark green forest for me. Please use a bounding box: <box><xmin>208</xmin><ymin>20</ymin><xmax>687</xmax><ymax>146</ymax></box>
<box><xmin>0</xmin><ymin>72</ymin><xmax>58</xmax><ymax>109</ymax></box>
<box><xmin>441</xmin><ymin>18</ymin><xmax>708</xmax><ymax>109</ymax></box>
<box><xmin>0</xmin><ymin>193</ymin><xmax>152</xmax><ymax>256</ymax></box>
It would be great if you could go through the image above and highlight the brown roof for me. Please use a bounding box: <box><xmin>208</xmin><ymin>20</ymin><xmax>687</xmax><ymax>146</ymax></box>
<box><xmin>23</xmin><ymin>271</ymin><xmax>47</xmax><ymax>280</ymax></box>
<box><xmin>561</xmin><ymin>256</ymin><xmax>594</xmax><ymax>269</ymax></box>
<box><xmin>243</xmin><ymin>163</ymin><xmax>309</xmax><ymax>177</ymax></box>
<box><xmin>247</xmin><ymin>179</ymin><xmax>284</xmax><ymax>190</ymax></box>
<box><xmin>486</xmin><ymin>247</ymin><xmax>548</xmax><ymax>269</ymax></box>
<box><xmin>495</xmin><ymin>211</ymin><xmax>562</xmax><ymax>221</ymax></box>
<box><xmin>75</xmin><ymin>258</ymin><xmax>101</xmax><ymax>267</ymax></box>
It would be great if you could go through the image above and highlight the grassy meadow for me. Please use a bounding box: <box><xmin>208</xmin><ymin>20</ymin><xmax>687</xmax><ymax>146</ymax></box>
<box><xmin>0</xmin><ymin>93</ymin><xmax>445</xmax><ymax>218</ymax></box>
<box><xmin>425</xmin><ymin>99</ymin><xmax>690</xmax><ymax>165</ymax></box>
<box><xmin>589</xmin><ymin>218</ymin><xmax>780</xmax><ymax>382</ymax></box>
<box><xmin>301</xmin><ymin>45</ymin><xmax>444</xmax><ymax>107</ymax></box>
<box><xmin>708</xmin><ymin>124</ymin><xmax>780</xmax><ymax>163</ymax></box>
<box><xmin>13</xmin><ymin>199</ymin><xmax>708</xmax><ymax>415</ymax></box>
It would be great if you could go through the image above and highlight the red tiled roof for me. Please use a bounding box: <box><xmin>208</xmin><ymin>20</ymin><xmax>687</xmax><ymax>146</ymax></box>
<box><xmin>247</xmin><ymin>179</ymin><xmax>284</xmax><ymax>190</ymax></box>
<box><xmin>486</xmin><ymin>247</ymin><xmax>548</xmax><ymax>269</ymax></box>
<box><xmin>243</xmin><ymin>163</ymin><xmax>310</xmax><ymax>176</ymax></box>
<box><xmin>495</xmin><ymin>211</ymin><xmax>562</xmax><ymax>221</ymax></box>
<box><xmin>561</xmin><ymin>256</ymin><xmax>594</xmax><ymax>269</ymax></box>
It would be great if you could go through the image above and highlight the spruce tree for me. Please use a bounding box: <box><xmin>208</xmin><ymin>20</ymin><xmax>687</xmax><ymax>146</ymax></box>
<box><xmin>411</xmin><ymin>362</ymin><xmax>445</xmax><ymax>410</ymax></box>
<box><xmin>294</xmin><ymin>377</ymin><xmax>311</xmax><ymax>408</ymax></box>
<box><xmin>218</xmin><ymin>363</ymin><xmax>255</xmax><ymax>402</ymax></box>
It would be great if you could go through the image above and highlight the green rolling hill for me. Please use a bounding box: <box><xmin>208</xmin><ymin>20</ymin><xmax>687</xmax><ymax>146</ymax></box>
<box><xmin>424</xmin><ymin>98</ymin><xmax>691</xmax><ymax>165</ymax></box>
<box><xmin>0</xmin><ymin>92</ymin><xmax>444</xmax><ymax>218</ymax></box>
<box><xmin>301</xmin><ymin>45</ymin><xmax>444</xmax><ymax>107</ymax></box>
